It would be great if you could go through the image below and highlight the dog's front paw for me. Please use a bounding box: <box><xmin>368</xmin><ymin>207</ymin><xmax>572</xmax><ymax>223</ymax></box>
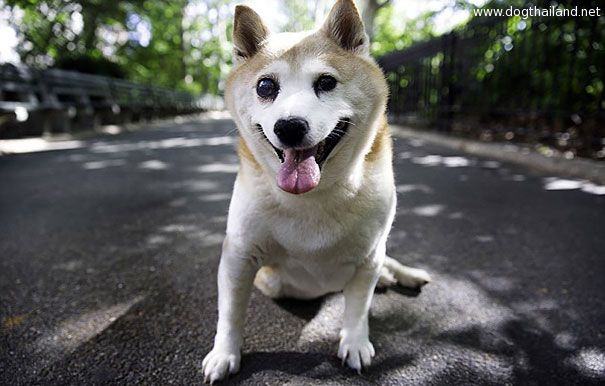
<box><xmin>338</xmin><ymin>331</ymin><xmax>375</xmax><ymax>373</ymax></box>
<box><xmin>202</xmin><ymin>348</ymin><xmax>240</xmax><ymax>384</ymax></box>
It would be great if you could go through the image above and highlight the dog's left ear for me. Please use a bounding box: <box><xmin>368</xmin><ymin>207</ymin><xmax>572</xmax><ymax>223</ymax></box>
<box><xmin>232</xmin><ymin>5</ymin><xmax>270</xmax><ymax>63</ymax></box>
<box><xmin>322</xmin><ymin>0</ymin><xmax>369</xmax><ymax>56</ymax></box>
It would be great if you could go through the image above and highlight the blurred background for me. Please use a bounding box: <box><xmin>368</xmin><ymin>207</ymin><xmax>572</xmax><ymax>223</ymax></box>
<box><xmin>1</xmin><ymin>0</ymin><xmax>603</xmax><ymax>158</ymax></box>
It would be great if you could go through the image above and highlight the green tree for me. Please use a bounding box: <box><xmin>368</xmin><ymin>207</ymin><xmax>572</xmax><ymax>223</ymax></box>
<box><xmin>3</xmin><ymin>0</ymin><xmax>233</xmax><ymax>94</ymax></box>
<box><xmin>371</xmin><ymin>5</ymin><xmax>435</xmax><ymax>56</ymax></box>
<box><xmin>6</xmin><ymin>0</ymin><xmax>136</xmax><ymax>70</ymax></box>
<box><xmin>117</xmin><ymin>0</ymin><xmax>189</xmax><ymax>89</ymax></box>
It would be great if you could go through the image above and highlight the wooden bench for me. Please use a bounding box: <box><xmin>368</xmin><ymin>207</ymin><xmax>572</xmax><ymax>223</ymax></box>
<box><xmin>0</xmin><ymin>63</ymin><xmax>207</xmax><ymax>138</ymax></box>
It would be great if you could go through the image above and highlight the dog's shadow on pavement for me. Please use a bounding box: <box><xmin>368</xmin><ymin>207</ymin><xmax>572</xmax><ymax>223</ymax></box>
<box><xmin>273</xmin><ymin>297</ymin><xmax>325</xmax><ymax>321</ymax></box>
<box><xmin>376</xmin><ymin>285</ymin><xmax>423</xmax><ymax>298</ymax></box>
<box><xmin>223</xmin><ymin>289</ymin><xmax>421</xmax><ymax>384</ymax></box>
<box><xmin>273</xmin><ymin>286</ymin><xmax>422</xmax><ymax>322</ymax></box>
<box><xmin>228</xmin><ymin>350</ymin><xmax>416</xmax><ymax>384</ymax></box>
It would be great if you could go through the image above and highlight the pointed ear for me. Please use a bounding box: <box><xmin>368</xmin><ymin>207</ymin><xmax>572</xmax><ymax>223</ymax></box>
<box><xmin>322</xmin><ymin>0</ymin><xmax>369</xmax><ymax>55</ymax></box>
<box><xmin>232</xmin><ymin>5</ymin><xmax>270</xmax><ymax>62</ymax></box>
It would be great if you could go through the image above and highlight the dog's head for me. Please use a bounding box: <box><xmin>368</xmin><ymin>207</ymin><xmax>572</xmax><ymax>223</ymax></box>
<box><xmin>226</xmin><ymin>0</ymin><xmax>388</xmax><ymax>194</ymax></box>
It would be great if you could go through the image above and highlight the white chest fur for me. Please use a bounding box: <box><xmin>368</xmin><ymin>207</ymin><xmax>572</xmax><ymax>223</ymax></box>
<box><xmin>226</xmin><ymin>161</ymin><xmax>395</xmax><ymax>295</ymax></box>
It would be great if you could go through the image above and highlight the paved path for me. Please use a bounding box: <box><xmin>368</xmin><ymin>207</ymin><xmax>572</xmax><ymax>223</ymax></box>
<box><xmin>1</xmin><ymin>116</ymin><xmax>604</xmax><ymax>385</ymax></box>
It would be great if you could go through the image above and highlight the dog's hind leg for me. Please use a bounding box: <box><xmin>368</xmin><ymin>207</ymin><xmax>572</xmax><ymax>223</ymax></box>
<box><xmin>254</xmin><ymin>266</ymin><xmax>283</xmax><ymax>298</ymax></box>
<box><xmin>254</xmin><ymin>266</ymin><xmax>321</xmax><ymax>299</ymax></box>
<box><xmin>382</xmin><ymin>256</ymin><xmax>431</xmax><ymax>289</ymax></box>
<box><xmin>376</xmin><ymin>265</ymin><xmax>397</xmax><ymax>288</ymax></box>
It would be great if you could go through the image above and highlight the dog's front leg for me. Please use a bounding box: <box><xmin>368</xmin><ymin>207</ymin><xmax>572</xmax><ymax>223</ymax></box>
<box><xmin>338</xmin><ymin>249</ymin><xmax>382</xmax><ymax>373</ymax></box>
<box><xmin>203</xmin><ymin>240</ymin><xmax>257</xmax><ymax>383</ymax></box>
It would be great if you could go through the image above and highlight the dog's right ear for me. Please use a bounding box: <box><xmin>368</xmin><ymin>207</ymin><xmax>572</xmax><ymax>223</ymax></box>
<box><xmin>232</xmin><ymin>5</ymin><xmax>270</xmax><ymax>63</ymax></box>
<box><xmin>322</xmin><ymin>0</ymin><xmax>369</xmax><ymax>55</ymax></box>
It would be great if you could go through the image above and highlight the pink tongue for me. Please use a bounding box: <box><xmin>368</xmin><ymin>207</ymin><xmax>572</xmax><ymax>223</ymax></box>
<box><xmin>277</xmin><ymin>147</ymin><xmax>320</xmax><ymax>194</ymax></box>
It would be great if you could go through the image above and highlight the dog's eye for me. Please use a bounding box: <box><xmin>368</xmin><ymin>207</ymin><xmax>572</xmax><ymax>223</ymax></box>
<box><xmin>256</xmin><ymin>78</ymin><xmax>279</xmax><ymax>100</ymax></box>
<box><xmin>314</xmin><ymin>75</ymin><xmax>337</xmax><ymax>94</ymax></box>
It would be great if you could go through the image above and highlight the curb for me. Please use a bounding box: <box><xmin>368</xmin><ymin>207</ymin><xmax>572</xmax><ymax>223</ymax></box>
<box><xmin>391</xmin><ymin>125</ymin><xmax>605</xmax><ymax>185</ymax></box>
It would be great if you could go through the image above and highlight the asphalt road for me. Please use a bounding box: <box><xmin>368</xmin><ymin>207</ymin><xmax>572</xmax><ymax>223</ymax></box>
<box><xmin>1</xmin><ymin>115</ymin><xmax>604</xmax><ymax>385</ymax></box>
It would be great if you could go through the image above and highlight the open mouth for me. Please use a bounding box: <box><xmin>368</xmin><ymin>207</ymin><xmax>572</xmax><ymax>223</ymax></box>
<box><xmin>255</xmin><ymin>118</ymin><xmax>350</xmax><ymax>168</ymax></box>
<box><xmin>255</xmin><ymin>118</ymin><xmax>351</xmax><ymax>195</ymax></box>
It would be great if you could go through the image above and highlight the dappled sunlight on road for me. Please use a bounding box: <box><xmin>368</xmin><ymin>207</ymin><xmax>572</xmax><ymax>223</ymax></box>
<box><xmin>468</xmin><ymin>270</ymin><xmax>515</xmax><ymax>292</ymax></box>
<box><xmin>0</xmin><ymin>115</ymin><xmax>243</xmax><ymax>382</ymax></box>
<box><xmin>396</xmin><ymin>184</ymin><xmax>434</xmax><ymax>194</ymax></box>
<box><xmin>409</xmin><ymin>204</ymin><xmax>446</xmax><ymax>217</ymax></box>
<box><xmin>481</xmin><ymin>160</ymin><xmax>502</xmax><ymax>169</ymax></box>
<box><xmin>448</xmin><ymin>211</ymin><xmax>465</xmax><ymax>219</ymax></box>
<box><xmin>544</xmin><ymin>178</ymin><xmax>605</xmax><ymax>195</ymax></box>
<box><xmin>2</xmin><ymin>117</ymin><xmax>604</xmax><ymax>384</ymax></box>
<box><xmin>582</xmin><ymin>183</ymin><xmax>605</xmax><ymax>195</ymax></box>
<box><xmin>0</xmin><ymin>138</ymin><xmax>85</xmax><ymax>154</ymax></box>
<box><xmin>544</xmin><ymin>178</ymin><xmax>585</xmax><ymax>190</ymax></box>
<box><xmin>198</xmin><ymin>193</ymin><xmax>232</xmax><ymax>202</ymax></box>
<box><xmin>145</xmin><ymin>224</ymin><xmax>224</xmax><ymax>249</ymax></box>
<box><xmin>29</xmin><ymin>295</ymin><xmax>144</xmax><ymax>370</ymax></box>
<box><xmin>138</xmin><ymin>159</ymin><xmax>170</xmax><ymax>170</ymax></box>
<box><xmin>90</xmin><ymin>135</ymin><xmax>236</xmax><ymax>154</ymax></box>
<box><xmin>196</xmin><ymin>162</ymin><xmax>239</xmax><ymax>173</ymax></box>
<box><xmin>399</xmin><ymin>138</ymin><xmax>605</xmax><ymax>196</ymax></box>
<box><xmin>412</xmin><ymin>154</ymin><xmax>472</xmax><ymax>167</ymax></box>
<box><xmin>135</xmin><ymin>193</ymin><xmax>230</xmax><ymax>250</ymax></box>
<box><xmin>474</xmin><ymin>235</ymin><xmax>495</xmax><ymax>243</ymax></box>
<box><xmin>82</xmin><ymin>159</ymin><xmax>126</xmax><ymax>170</ymax></box>
<box><xmin>173</xmin><ymin>179</ymin><xmax>222</xmax><ymax>192</ymax></box>
<box><xmin>567</xmin><ymin>348</ymin><xmax>605</xmax><ymax>378</ymax></box>
<box><xmin>289</xmin><ymin>264</ymin><xmax>604</xmax><ymax>384</ymax></box>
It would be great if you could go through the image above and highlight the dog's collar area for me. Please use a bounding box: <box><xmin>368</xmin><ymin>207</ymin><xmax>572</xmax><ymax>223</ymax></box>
<box><xmin>255</xmin><ymin>119</ymin><xmax>350</xmax><ymax>168</ymax></box>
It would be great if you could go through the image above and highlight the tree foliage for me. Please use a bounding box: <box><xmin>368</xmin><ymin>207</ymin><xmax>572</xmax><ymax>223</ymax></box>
<box><xmin>3</xmin><ymin>0</ymin><xmax>232</xmax><ymax>94</ymax></box>
<box><xmin>357</xmin><ymin>0</ymin><xmax>390</xmax><ymax>39</ymax></box>
<box><xmin>380</xmin><ymin>0</ymin><xmax>605</xmax><ymax>158</ymax></box>
<box><xmin>371</xmin><ymin>5</ymin><xmax>435</xmax><ymax>56</ymax></box>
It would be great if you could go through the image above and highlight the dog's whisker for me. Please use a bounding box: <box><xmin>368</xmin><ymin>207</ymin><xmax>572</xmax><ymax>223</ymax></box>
<box><xmin>225</xmin><ymin>127</ymin><xmax>239</xmax><ymax>136</ymax></box>
<box><xmin>338</xmin><ymin>119</ymin><xmax>356</xmax><ymax>127</ymax></box>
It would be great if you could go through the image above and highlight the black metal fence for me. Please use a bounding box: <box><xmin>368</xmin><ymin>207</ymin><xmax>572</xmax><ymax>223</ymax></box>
<box><xmin>379</xmin><ymin>7</ymin><xmax>605</xmax><ymax>159</ymax></box>
<box><xmin>0</xmin><ymin>63</ymin><xmax>222</xmax><ymax>138</ymax></box>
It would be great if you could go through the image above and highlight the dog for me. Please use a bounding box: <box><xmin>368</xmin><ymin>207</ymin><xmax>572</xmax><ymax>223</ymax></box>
<box><xmin>202</xmin><ymin>0</ymin><xmax>431</xmax><ymax>382</ymax></box>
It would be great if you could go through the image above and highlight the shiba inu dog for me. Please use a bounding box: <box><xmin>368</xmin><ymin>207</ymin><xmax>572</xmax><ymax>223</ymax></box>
<box><xmin>202</xmin><ymin>0</ymin><xmax>431</xmax><ymax>382</ymax></box>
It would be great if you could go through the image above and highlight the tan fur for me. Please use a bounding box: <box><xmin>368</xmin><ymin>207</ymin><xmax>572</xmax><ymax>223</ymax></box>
<box><xmin>365</xmin><ymin>114</ymin><xmax>391</xmax><ymax>163</ymax></box>
<box><xmin>237</xmin><ymin>137</ymin><xmax>261</xmax><ymax>171</ymax></box>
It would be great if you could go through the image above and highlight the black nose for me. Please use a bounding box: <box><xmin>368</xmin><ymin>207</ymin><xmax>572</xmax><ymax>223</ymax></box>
<box><xmin>274</xmin><ymin>117</ymin><xmax>309</xmax><ymax>147</ymax></box>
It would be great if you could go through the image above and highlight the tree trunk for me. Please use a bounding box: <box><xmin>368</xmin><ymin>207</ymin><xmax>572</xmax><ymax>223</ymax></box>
<box><xmin>357</xmin><ymin>0</ymin><xmax>390</xmax><ymax>40</ymax></box>
<box><xmin>81</xmin><ymin>7</ymin><xmax>98</xmax><ymax>52</ymax></box>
